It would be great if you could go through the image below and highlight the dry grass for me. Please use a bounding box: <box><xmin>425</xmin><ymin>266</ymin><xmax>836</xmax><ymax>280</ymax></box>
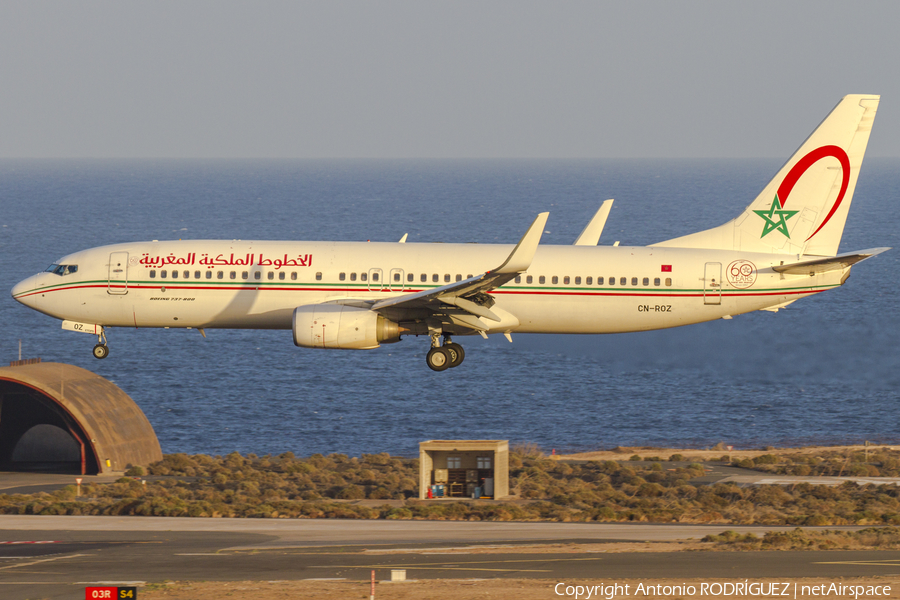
<box><xmin>3</xmin><ymin>446</ymin><xmax>900</xmax><ymax>525</ymax></box>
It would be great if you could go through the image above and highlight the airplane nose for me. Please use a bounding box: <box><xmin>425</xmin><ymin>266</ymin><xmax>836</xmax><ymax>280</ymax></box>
<box><xmin>11</xmin><ymin>276</ymin><xmax>37</xmax><ymax>306</ymax></box>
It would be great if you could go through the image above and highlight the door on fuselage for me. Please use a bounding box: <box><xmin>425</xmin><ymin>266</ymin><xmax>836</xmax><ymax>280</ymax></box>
<box><xmin>368</xmin><ymin>268</ymin><xmax>384</xmax><ymax>292</ymax></box>
<box><xmin>703</xmin><ymin>262</ymin><xmax>722</xmax><ymax>305</ymax></box>
<box><xmin>108</xmin><ymin>252</ymin><xmax>129</xmax><ymax>295</ymax></box>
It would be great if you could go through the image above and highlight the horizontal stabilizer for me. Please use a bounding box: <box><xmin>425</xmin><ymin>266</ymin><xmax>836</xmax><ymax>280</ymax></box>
<box><xmin>573</xmin><ymin>200</ymin><xmax>613</xmax><ymax>246</ymax></box>
<box><xmin>772</xmin><ymin>247</ymin><xmax>890</xmax><ymax>275</ymax></box>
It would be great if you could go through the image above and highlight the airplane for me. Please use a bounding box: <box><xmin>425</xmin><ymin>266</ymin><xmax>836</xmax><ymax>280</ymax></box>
<box><xmin>11</xmin><ymin>95</ymin><xmax>888</xmax><ymax>371</ymax></box>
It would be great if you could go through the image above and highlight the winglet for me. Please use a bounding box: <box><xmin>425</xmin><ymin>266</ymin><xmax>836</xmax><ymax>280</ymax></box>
<box><xmin>399</xmin><ymin>233</ymin><xmax>408</xmax><ymax>243</ymax></box>
<box><xmin>573</xmin><ymin>200</ymin><xmax>613</xmax><ymax>246</ymax></box>
<box><xmin>493</xmin><ymin>212</ymin><xmax>549</xmax><ymax>274</ymax></box>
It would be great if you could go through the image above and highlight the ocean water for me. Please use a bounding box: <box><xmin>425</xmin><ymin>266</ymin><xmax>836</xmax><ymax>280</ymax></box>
<box><xmin>0</xmin><ymin>158</ymin><xmax>897</xmax><ymax>457</ymax></box>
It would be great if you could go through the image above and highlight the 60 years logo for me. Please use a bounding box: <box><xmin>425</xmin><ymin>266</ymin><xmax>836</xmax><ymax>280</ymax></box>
<box><xmin>726</xmin><ymin>260</ymin><xmax>757</xmax><ymax>289</ymax></box>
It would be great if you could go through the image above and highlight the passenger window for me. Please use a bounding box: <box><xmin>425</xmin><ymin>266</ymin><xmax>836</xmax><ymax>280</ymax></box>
<box><xmin>183</xmin><ymin>270</ymin><xmax>189</xmax><ymax>279</ymax></box>
<box><xmin>631</xmin><ymin>277</ymin><xmax>638</xmax><ymax>285</ymax></box>
<box><xmin>161</xmin><ymin>270</ymin><xmax>168</xmax><ymax>278</ymax></box>
<box><xmin>255</xmin><ymin>272</ymin><xmax>262</xmax><ymax>280</ymax></box>
<box><xmin>150</xmin><ymin>270</ymin><xmax>156</xmax><ymax>278</ymax></box>
<box><xmin>432</xmin><ymin>274</ymin><xmax>439</xmax><ymax>283</ymax></box>
<box><xmin>539</xmin><ymin>276</ymin><xmax>546</xmax><ymax>284</ymax></box>
<box><xmin>526</xmin><ymin>275</ymin><xmax>533</xmax><ymax>284</ymax></box>
<box><xmin>467</xmin><ymin>274</ymin><xmax>473</xmax><ymax>278</ymax></box>
<box><xmin>421</xmin><ymin>274</ymin><xmax>427</xmax><ymax>282</ymax></box>
<box><xmin>586</xmin><ymin>276</ymin><xmax>592</xmax><ymax>285</ymax></box>
<box><xmin>564</xmin><ymin>276</ymin><xmax>570</xmax><ymax>285</ymax></box>
<box><xmin>515</xmin><ymin>275</ymin><xmax>521</xmax><ymax>283</ymax></box>
<box><xmin>444</xmin><ymin>274</ymin><xmax>450</xmax><ymax>282</ymax></box>
<box><xmin>194</xmin><ymin>271</ymin><xmax>201</xmax><ymax>279</ymax></box>
<box><xmin>597</xmin><ymin>277</ymin><xmax>603</xmax><ymax>285</ymax></box>
<box><xmin>279</xmin><ymin>272</ymin><xmax>286</xmax><ymax>280</ymax></box>
<box><xmin>393</xmin><ymin>272</ymin><xmax>400</xmax><ymax>282</ymax></box>
<box><xmin>350</xmin><ymin>273</ymin><xmax>357</xmax><ymax>281</ymax></box>
<box><xmin>654</xmin><ymin>277</ymin><xmax>661</xmax><ymax>286</ymax></box>
<box><xmin>665</xmin><ymin>278</ymin><xmax>672</xmax><ymax>286</ymax></box>
<box><xmin>407</xmin><ymin>273</ymin><xmax>414</xmax><ymax>282</ymax></box>
<box><xmin>552</xmin><ymin>276</ymin><xmax>558</xmax><ymax>284</ymax></box>
<box><xmin>371</xmin><ymin>272</ymin><xmax>377</xmax><ymax>282</ymax></box>
<box><xmin>316</xmin><ymin>272</ymin><xmax>322</xmax><ymax>281</ymax></box>
<box><xmin>217</xmin><ymin>271</ymin><xmax>224</xmax><ymax>279</ymax></box>
<box><xmin>574</xmin><ymin>276</ymin><xmax>581</xmax><ymax>285</ymax></box>
<box><xmin>643</xmin><ymin>277</ymin><xmax>649</xmax><ymax>286</ymax></box>
<box><xmin>620</xmin><ymin>277</ymin><xmax>627</xmax><ymax>285</ymax></box>
<box><xmin>291</xmin><ymin>272</ymin><xmax>297</xmax><ymax>280</ymax></box>
<box><xmin>361</xmin><ymin>272</ymin><xmax>368</xmax><ymax>282</ymax></box>
<box><xmin>242</xmin><ymin>271</ymin><xmax>249</xmax><ymax>280</ymax></box>
<box><xmin>340</xmin><ymin>272</ymin><xmax>346</xmax><ymax>281</ymax></box>
<box><xmin>266</xmin><ymin>272</ymin><xmax>273</xmax><ymax>280</ymax></box>
<box><xmin>609</xmin><ymin>277</ymin><xmax>615</xmax><ymax>286</ymax></box>
<box><xmin>456</xmin><ymin>274</ymin><xmax>462</xmax><ymax>282</ymax></box>
<box><xmin>230</xmin><ymin>271</ymin><xmax>236</xmax><ymax>279</ymax></box>
<box><xmin>172</xmin><ymin>270</ymin><xmax>178</xmax><ymax>279</ymax></box>
<box><xmin>206</xmin><ymin>271</ymin><xmax>212</xmax><ymax>279</ymax></box>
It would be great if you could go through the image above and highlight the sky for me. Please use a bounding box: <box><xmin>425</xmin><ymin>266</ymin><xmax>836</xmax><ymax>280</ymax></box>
<box><xmin>1</xmin><ymin>1</ymin><xmax>898</xmax><ymax>159</ymax></box>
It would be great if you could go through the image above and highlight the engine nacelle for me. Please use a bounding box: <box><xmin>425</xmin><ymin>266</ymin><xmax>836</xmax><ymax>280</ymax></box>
<box><xmin>292</xmin><ymin>304</ymin><xmax>401</xmax><ymax>349</ymax></box>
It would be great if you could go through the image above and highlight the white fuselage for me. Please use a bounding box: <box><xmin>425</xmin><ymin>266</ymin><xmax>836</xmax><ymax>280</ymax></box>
<box><xmin>11</xmin><ymin>240</ymin><xmax>841</xmax><ymax>337</ymax></box>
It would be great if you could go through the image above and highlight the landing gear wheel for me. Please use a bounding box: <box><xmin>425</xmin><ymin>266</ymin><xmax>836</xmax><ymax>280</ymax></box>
<box><xmin>92</xmin><ymin>344</ymin><xmax>109</xmax><ymax>359</ymax></box>
<box><xmin>444</xmin><ymin>342</ymin><xmax>465</xmax><ymax>368</ymax></box>
<box><xmin>426</xmin><ymin>347</ymin><xmax>451</xmax><ymax>372</ymax></box>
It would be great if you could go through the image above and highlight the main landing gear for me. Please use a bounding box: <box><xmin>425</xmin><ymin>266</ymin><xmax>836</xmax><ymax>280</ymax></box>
<box><xmin>426</xmin><ymin>334</ymin><xmax>465</xmax><ymax>372</ymax></box>
<box><xmin>92</xmin><ymin>329</ymin><xmax>109</xmax><ymax>359</ymax></box>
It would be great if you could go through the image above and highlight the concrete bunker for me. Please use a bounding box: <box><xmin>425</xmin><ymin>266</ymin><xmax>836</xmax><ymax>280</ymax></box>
<box><xmin>0</xmin><ymin>362</ymin><xmax>162</xmax><ymax>475</ymax></box>
<box><xmin>419</xmin><ymin>440</ymin><xmax>509</xmax><ymax>499</ymax></box>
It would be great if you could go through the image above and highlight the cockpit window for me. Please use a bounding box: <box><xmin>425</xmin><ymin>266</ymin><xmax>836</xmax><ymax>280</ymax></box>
<box><xmin>47</xmin><ymin>264</ymin><xmax>78</xmax><ymax>276</ymax></box>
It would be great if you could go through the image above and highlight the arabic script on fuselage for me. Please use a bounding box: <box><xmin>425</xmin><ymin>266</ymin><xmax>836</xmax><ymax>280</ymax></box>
<box><xmin>139</xmin><ymin>253</ymin><xmax>313</xmax><ymax>270</ymax></box>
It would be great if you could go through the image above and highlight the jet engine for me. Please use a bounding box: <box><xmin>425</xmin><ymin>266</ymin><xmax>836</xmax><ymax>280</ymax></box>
<box><xmin>292</xmin><ymin>304</ymin><xmax>401</xmax><ymax>349</ymax></box>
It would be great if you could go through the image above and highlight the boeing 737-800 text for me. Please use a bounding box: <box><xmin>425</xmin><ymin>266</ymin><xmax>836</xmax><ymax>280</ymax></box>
<box><xmin>11</xmin><ymin>95</ymin><xmax>888</xmax><ymax>371</ymax></box>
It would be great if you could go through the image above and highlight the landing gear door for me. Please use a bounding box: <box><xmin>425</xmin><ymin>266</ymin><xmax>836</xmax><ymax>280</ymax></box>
<box><xmin>703</xmin><ymin>262</ymin><xmax>722</xmax><ymax>305</ymax></box>
<box><xmin>108</xmin><ymin>251</ymin><xmax>129</xmax><ymax>295</ymax></box>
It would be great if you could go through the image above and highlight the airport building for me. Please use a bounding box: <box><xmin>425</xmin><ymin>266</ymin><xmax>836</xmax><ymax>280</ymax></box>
<box><xmin>419</xmin><ymin>440</ymin><xmax>509</xmax><ymax>499</ymax></box>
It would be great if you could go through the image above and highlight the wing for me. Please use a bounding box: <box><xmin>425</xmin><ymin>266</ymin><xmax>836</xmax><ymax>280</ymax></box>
<box><xmin>369</xmin><ymin>212</ymin><xmax>548</xmax><ymax>327</ymax></box>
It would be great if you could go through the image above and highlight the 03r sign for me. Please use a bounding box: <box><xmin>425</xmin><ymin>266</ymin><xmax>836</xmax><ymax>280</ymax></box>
<box><xmin>85</xmin><ymin>587</ymin><xmax>136</xmax><ymax>599</ymax></box>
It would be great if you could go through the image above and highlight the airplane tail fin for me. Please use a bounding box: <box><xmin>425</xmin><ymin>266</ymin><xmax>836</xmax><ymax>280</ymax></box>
<box><xmin>656</xmin><ymin>95</ymin><xmax>879</xmax><ymax>256</ymax></box>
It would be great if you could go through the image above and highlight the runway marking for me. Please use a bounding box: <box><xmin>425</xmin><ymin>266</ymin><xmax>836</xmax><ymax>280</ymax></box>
<box><xmin>0</xmin><ymin>582</ymin><xmax>70</xmax><ymax>585</ymax></box>
<box><xmin>0</xmin><ymin>554</ymin><xmax>88</xmax><ymax>570</ymax></box>
<box><xmin>175</xmin><ymin>553</ymin><xmax>224</xmax><ymax>556</ymax></box>
<box><xmin>315</xmin><ymin>556</ymin><xmax>602</xmax><ymax>573</ymax></box>
<box><xmin>814</xmin><ymin>559</ymin><xmax>900</xmax><ymax>567</ymax></box>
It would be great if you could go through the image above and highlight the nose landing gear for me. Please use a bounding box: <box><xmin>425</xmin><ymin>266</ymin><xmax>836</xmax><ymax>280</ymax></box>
<box><xmin>425</xmin><ymin>334</ymin><xmax>465</xmax><ymax>371</ymax></box>
<box><xmin>92</xmin><ymin>329</ymin><xmax>109</xmax><ymax>359</ymax></box>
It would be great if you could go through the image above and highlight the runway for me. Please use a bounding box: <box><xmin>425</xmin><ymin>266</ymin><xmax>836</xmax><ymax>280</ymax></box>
<box><xmin>2</xmin><ymin>517</ymin><xmax>900</xmax><ymax>600</ymax></box>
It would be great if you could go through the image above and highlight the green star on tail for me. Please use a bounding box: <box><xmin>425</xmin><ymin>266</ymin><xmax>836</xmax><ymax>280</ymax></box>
<box><xmin>753</xmin><ymin>196</ymin><xmax>799</xmax><ymax>238</ymax></box>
